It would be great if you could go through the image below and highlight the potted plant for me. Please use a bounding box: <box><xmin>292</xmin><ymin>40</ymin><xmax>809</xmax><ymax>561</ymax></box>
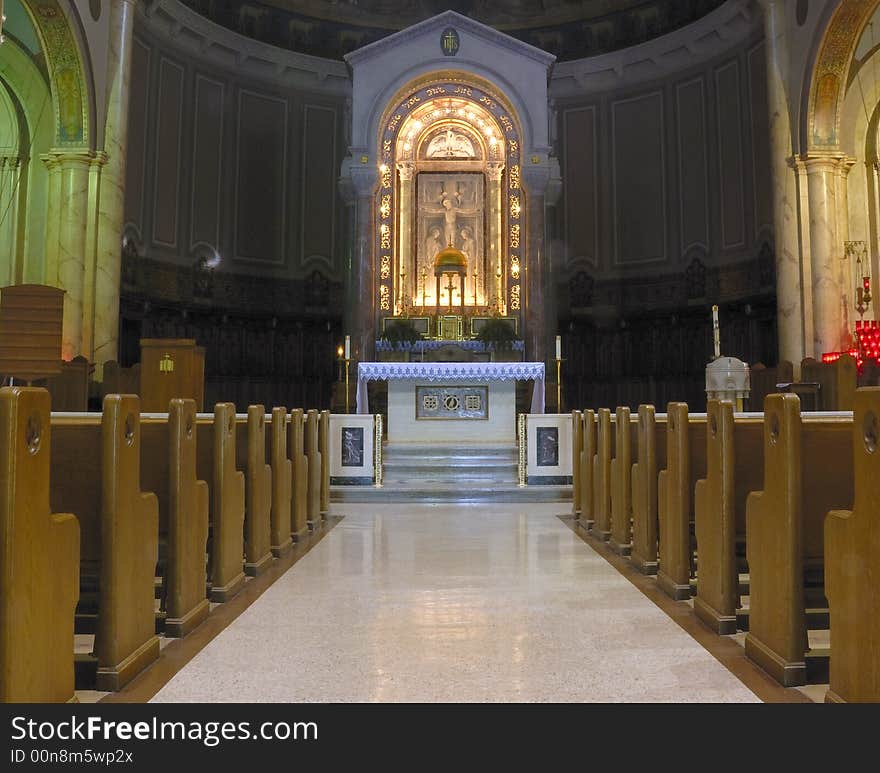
<box><xmin>378</xmin><ymin>318</ymin><xmax>421</xmax><ymax>361</ymax></box>
<box><xmin>475</xmin><ymin>317</ymin><xmax>519</xmax><ymax>361</ymax></box>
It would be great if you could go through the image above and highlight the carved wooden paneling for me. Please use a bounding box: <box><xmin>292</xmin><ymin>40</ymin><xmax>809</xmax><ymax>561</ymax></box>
<box><xmin>152</xmin><ymin>57</ymin><xmax>184</xmax><ymax>248</ymax></box>
<box><xmin>612</xmin><ymin>92</ymin><xmax>666</xmax><ymax>265</ymax></box>
<box><xmin>748</xmin><ymin>42</ymin><xmax>773</xmax><ymax>238</ymax></box>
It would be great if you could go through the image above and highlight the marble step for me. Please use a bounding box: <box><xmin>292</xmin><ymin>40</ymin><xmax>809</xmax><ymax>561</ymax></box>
<box><xmin>332</xmin><ymin>483</ymin><xmax>571</xmax><ymax>504</ymax></box>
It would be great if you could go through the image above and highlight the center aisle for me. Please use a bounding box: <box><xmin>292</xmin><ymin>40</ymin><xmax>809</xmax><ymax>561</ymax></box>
<box><xmin>151</xmin><ymin>504</ymin><xmax>760</xmax><ymax>703</ymax></box>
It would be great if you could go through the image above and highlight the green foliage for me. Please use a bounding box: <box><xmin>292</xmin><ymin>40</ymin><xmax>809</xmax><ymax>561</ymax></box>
<box><xmin>379</xmin><ymin>318</ymin><xmax>421</xmax><ymax>349</ymax></box>
<box><xmin>475</xmin><ymin>318</ymin><xmax>517</xmax><ymax>351</ymax></box>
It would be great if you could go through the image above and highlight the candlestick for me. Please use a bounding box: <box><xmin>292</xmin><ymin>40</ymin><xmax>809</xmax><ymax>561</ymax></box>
<box><xmin>344</xmin><ymin>357</ymin><xmax>350</xmax><ymax>414</ymax></box>
<box><xmin>344</xmin><ymin>335</ymin><xmax>350</xmax><ymax>360</ymax></box>
<box><xmin>712</xmin><ymin>305</ymin><xmax>720</xmax><ymax>359</ymax></box>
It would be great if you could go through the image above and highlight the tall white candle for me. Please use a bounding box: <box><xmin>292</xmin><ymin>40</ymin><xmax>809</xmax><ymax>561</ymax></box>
<box><xmin>712</xmin><ymin>305</ymin><xmax>720</xmax><ymax>359</ymax></box>
<box><xmin>344</xmin><ymin>335</ymin><xmax>350</xmax><ymax>359</ymax></box>
<box><xmin>555</xmin><ymin>335</ymin><xmax>562</xmax><ymax>360</ymax></box>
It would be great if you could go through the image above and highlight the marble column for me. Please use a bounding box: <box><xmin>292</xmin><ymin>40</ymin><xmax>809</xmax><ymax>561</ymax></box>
<box><xmin>43</xmin><ymin>152</ymin><xmax>92</xmax><ymax>359</ymax></box>
<box><xmin>342</xmin><ymin>162</ymin><xmax>378</xmax><ymax>362</ymax></box>
<box><xmin>760</xmin><ymin>0</ymin><xmax>805</xmax><ymax>368</ymax></box>
<box><xmin>835</xmin><ymin>157</ymin><xmax>856</xmax><ymax>337</ymax></box>
<box><xmin>522</xmin><ymin>165</ymin><xmax>550</xmax><ymax>366</ymax></box>
<box><xmin>804</xmin><ymin>156</ymin><xmax>847</xmax><ymax>356</ymax></box>
<box><xmin>93</xmin><ymin>0</ymin><xmax>137</xmax><ymax>374</ymax></box>
<box><xmin>396</xmin><ymin>162</ymin><xmax>414</xmax><ymax>311</ymax></box>
<box><xmin>0</xmin><ymin>156</ymin><xmax>22</xmax><ymax>286</ymax></box>
<box><xmin>487</xmin><ymin>162</ymin><xmax>504</xmax><ymax>310</ymax></box>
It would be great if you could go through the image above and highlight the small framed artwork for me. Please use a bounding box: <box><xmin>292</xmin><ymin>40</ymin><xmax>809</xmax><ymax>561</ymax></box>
<box><xmin>536</xmin><ymin>427</ymin><xmax>559</xmax><ymax>467</ymax></box>
<box><xmin>341</xmin><ymin>426</ymin><xmax>364</xmax><ymax>467</ymax></box>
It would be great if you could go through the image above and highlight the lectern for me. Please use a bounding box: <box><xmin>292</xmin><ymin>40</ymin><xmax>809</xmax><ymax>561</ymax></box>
<box><xmin>0</xmin><ymin>284</ymin><xmax>64</xmax><ymax>383</ymax></box>
<box><xmin>139</xmin><ymin>338</ymin><xmax>205</xmax><ymax>412</ymax></box>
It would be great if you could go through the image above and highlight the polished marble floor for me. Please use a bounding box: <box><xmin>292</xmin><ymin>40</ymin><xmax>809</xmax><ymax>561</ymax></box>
<box><xmin>150</xmin><ymin>503</ymin><xmax>761</xmax><ymax>703</ymax></box>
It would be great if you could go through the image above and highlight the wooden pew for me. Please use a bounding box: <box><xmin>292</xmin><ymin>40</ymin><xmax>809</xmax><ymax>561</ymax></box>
<box><xmin>824</xmin><ymin>387</ymin><xmax>880</xmax><ymax>702</ymax></box>
<box><xmin>576</xmin><ymin>410</ymin><xmax>595</xmax><ymax>530</ymax></box>
<box><xmin>141</xmin><ymin>400</ymin><xmax>209</xmax><ymax>638</ymax></box>
<box><xmin>101</xmin><ymin>361</ymin><xmax>140</xmax><ymax>398</ymax></box>
<box><xmin>196</xmin><ymin>404</ymin><xmax>246</xmax><ymax>603</ymax></box>
<box><xmin>320</xmin><ymin>410</ymin><xmax>330</xmax><ymax>515</ymax></box>
<box><xmin>693</xmin><ymin>400</ymin><xmax>762</xmax><ymax>634</ymax></box>
<box><xmin>748</xmin><ymin>361</ymin><xmax>793</xmax><ymax>412</ymax></box>
<box><xmin>745</xmin><ymin>394</ymin><xmax>852</xmax><ymax>686</ymax></box>
<box><xmin>630</xmin><ymin>405</ymin><xmax>666</xmax><ymax>574</ymax></box>
<box><xmin>289</xmin><ymin>409</ymin><xmax>309</xmax><ymax>541</ymax></box>
<box><xmin>305</xmin><ymin>409</ymin><xmax>322</xmax><ymax>530</ymax></box>
<box><xmin>236</xmin><ymin>406</ymin><xmax>273</xmax><ymax>576</ymax></box>
<box><xmin>609</xmin><ymin>406</ymin><xmax>637</xmax><ymax>556</ymax></box>
<box><xmin>800</xmin><ymin>354</ymin><xmax>857</xmax><ymax>411</ymax></box>
<box><xmin>657</xmin><ymin>403</ymin><xmax>706</xmax><ymax>601</ymax></box>
<box><xmin>590</xmin><ymin>408</ymin><xmax>613</xmax><ymax>541</ymax></box>
<box><xmin>50</xmin><ymin>395</ymin><xmax>160</xmax><ymax>691</ymax></box>
<box><xmin>0</xmin><ymin>387</ymin><xmax>79</xmax><ymax>702</ymax></box>
<box><xmin>268</xmin><ymin>407</ymin><xmax>293</xmax><ymax>558</ymax></box>
<box><xmin>571</xmin><ymin>410</ymin><xmax>583</xmax><ymax>517</ymax></box>
<box><xmin>44</xmin><ymin>355</ymin><xmax>90</xmax><ymax>411</ymax></box>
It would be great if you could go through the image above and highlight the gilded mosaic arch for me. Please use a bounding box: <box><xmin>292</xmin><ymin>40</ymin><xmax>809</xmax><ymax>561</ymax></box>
<box><xmin>809</xmin><ymin>0</ymin><xmax>878</xmax><ymax>150</ymax></box>
<box><xmin>20</xmin><ymin>0</ymin><xmax>89</xmax><ymax>146</ymax></box>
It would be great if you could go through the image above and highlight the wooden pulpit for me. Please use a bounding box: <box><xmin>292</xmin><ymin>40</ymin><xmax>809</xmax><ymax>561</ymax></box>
<box><xmin>139</xmin><ymin>338</ymin><xmax>205</xmax><ymax>412</ymax></box>
<box><xmin>0</xmin><ymin>284</ymin><xmax>65</xmax><ymax>383</ymax></box>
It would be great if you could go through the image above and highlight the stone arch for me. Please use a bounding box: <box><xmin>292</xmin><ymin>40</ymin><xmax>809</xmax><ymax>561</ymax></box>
<box><xmin>19</xmin><ymin>0</ymin><xmax>92</xmax><ymax>148</ymax></box>
<box><xmin>806</xmin><ymin>0</ymin><xmax>879</xmax><ymax>151</ymax></box>
<box><xmin>0</xmin><ymin>34</ymin><xmax>55</xmax><ymax>283</ymax></box>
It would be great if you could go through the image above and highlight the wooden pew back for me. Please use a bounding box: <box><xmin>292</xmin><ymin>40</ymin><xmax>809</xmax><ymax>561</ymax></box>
<box><xmin>630</xmin><ymin>405</ymin><xmax>667</xmax><ymax>574</ymax></box>
<box><xmin>268</xmin><ymin>407</ymin><xmax>293</xmax><ymax>557</ymax></box>
<box><xmin>610</xmin><ymin>406</ymin><xmax>637</xmax><ymax>555</ymax></box>
<box><xmin>801</xmin><ymin>355</ymin><xmax>857</xmax><ymax>411</ymax></box>
<box><xmin>196</xmin><ymin>404</ymin><xmax>245</xmax><ymax>602</ymax></box>
<box><xmin>577</xmin><ymin>410</ymin><xmax>595</xmax><ymax>529</ymax></box>
<box><xmin>0</xmin><ymin>387</ymin><xmax>79</xmax><ymax>702</ymax></box>
<box><xmin>693</xmin><ymin>401</ymin><xmax>763</xmax><ymax>633</ymax></box>
<box><xmin>825</xmin><ymin>387</ymin><xmax>880</xmax><ymax>702</ymax></box>
<box><xmin>657</xmin><ymin>403</ymin><xmax>706</xmax><ymax>600</ymax></box>
<box><xmin>236</xmin><ymin>406</ymin><xmax>272</xmax><ymax>576</ymax></box>
<box><xmin>320</xmin><ymin>410</ymin><xmax>330</xmax><ymax>514</ymax></box>
<box><xmin>745</xmin><ymin>394</ymin><xmax>852</xmax><ymax>686</ymax></box>
<box><xmin>289</xmin><ymin>409</ymin><xmax>308</xmax><ymax>539</ymax></box>
<box><xmin>305</xmin><ymin>409</ymin><xmax>321</xmax><ymax>529</ymax></box>
<box><xmin>591</xmin><ymin>408</ymin><xmax>613</xmax><ymax>540</ymax></box>
<box><xmin>571</xmin><ymin>410</ymin><xmax>583</xmax><ymax>516</ymax></box>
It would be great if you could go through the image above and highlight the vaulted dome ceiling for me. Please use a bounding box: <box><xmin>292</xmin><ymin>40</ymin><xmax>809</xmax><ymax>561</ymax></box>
<box><xmin>181</xmin><ymin>0</ymin><xmax>727</xmax><ymax>61</ymax></box>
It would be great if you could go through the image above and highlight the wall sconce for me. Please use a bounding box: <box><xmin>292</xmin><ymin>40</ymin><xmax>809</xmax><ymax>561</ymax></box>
<box><xmin>159</xmin><ymin>352</ymin><xmax>175</xmax><ymax>374</ymax></box>
<box><xmin>845</xmin><ymin>240</ymin><xmax>871</xmax><ymax>320</ymax></box>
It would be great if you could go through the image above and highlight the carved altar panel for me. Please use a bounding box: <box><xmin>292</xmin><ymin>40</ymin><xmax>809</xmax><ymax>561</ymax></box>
<box><xmin>416</xmin><ymin>172</ymin><xmax>485</xmax><ymax>306</ymax></box>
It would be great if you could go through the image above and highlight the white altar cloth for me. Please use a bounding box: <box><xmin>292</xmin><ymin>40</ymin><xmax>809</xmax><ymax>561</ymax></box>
<box><xmin>356</xmin><ymin>361</ymin><xmax>546</xmax><ymax>414</ymax></box>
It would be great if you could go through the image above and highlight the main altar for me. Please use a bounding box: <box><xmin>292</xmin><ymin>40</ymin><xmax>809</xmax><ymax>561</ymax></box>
<box><xmin>357</xmin><ymin>361</ymin><xmax>545</xmax><ymax>443</ymax></box>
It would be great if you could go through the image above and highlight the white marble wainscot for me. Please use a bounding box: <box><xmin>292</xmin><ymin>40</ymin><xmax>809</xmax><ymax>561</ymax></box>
<box><xmin>329</xmin><ymin>414</ymin><xmax>376</xmax><ymax>485</ymax></box>
<box><xmin>526</xmin><ymin>413</ymin><xmax>573</xmax><ymax>485</ymax></box>
<box><xmin>387</xmin><ymin>379</ymin><xmax>517</xmax><ymax>443</ymax></box>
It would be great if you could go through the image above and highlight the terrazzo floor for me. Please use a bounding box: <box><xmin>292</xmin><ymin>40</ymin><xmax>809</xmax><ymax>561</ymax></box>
<box><xmin>150</xmin><ymin>503</ymin><xmax>761</xmax><ymax>703</ymax></box>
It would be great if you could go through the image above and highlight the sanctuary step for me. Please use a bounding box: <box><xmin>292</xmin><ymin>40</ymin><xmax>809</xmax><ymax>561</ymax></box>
<box><xmin>333</xmin><ymin>442</ymin><xmax>571</xmax><ymax>504</ymax></box>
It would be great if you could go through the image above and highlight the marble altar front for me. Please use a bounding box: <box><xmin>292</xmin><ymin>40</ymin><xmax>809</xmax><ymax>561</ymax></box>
<box><xmin>356</xmin><ymin>361</ymin><xmax>545</xmax><ymax>444</ymax></box>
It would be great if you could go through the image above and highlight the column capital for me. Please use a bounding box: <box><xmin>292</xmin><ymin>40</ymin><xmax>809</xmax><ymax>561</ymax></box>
<box><xmin>486</xmin><ymin>162</ymin><xmax>505</xmax><ymax>183</ymax></box>
<box><xmin>396</xmin><ymin>161</ymin><xmax>415</xmax><ymax>182</ymax></box>
<box><xmin>40</xmin><ymin>149</ymin><xmax>107</xmax><ymax>171</ymax></box>
<box><xmin>799</xmin><ymin>152</ymin><xmax>851</xmax><ymax>174</ymax></box>
<box><xmin>339</xmin><ymin>155</ymin><xmax>378</xmax><ymax>202</ymax></box>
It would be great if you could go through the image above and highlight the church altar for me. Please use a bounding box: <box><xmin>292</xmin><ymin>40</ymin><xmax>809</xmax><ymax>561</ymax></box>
<box><xmin>356</xmin><ymin>361</ymin><xmax>545</xmax><ymax>444</ymax></box>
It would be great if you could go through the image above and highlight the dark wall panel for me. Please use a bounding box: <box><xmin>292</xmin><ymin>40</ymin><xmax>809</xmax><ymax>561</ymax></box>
<box><xmin>613</xmin><ymin>92</ymin><xmax>666</xmax><ymax>264</ymax></box>
<box><xmin>152</xmin><ymin>57</ymin><xmax>183</xmax><ymax>247</ymax></box>
<box><xmin>125</xmin><ymin>38</ymin><xmax>151</xmax><ymax>231</ymax></box>
<box><xmin>190</xmin><ymin>75</ymin><xmax>224</xmax><ymax>250</ymax></box>
<box><xmin>301</xmin><ymin>104</ymin><xmax>336</xmax><ymax>266</ymax></box>
<box><xmin>676</xmin><ymin>78</ymin><xmax>709</xmax><ymax>253</ymax></box>
<box><xmin>234</xmin><ymin>90</ymin><xmax>287</xmax><ymax>263</ymax></box>
<box><xmin>716</xmin><ymin>60</ymin><xmax>746</xmax><ymax>249</ymax></box>
<box><xmin>749</xmin><ymin>43</ymin><xmax>772</xmax><ymax>238</ymax></box>
<box><xmin>562</xmin><ymin>106</ymin><xmax>598</xmax><ymax>267</ymax></box>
